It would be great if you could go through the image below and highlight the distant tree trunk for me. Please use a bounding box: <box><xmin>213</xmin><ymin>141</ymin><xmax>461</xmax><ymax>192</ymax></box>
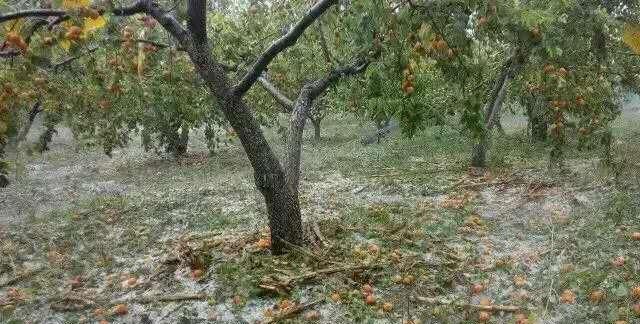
<box><xmin>310</xmin><ymin>117</ymin><xmax>322</xmax><ymax>142</ymax></box>
<box><xmin>377</xmin><ymin>119</ymin><xmax>388</xmax><ymax>143</ymax></box>
<box><xmin>471</xmin><ymin>134</ymin><xmax>490</xmax><ymax>168</ymax></box>
<box><xmin>494</xmin><ymin>116</ymin><xmax>506</xmax><ymax>135</ymax></box>
<box><xmin>10</xmin><ymin>101</ymin><xmax>42</xmax><ymax>151</ymax></box>
<box><xmin>530</xmin><ymin>115</ymin><xmax>548</xmax><ymax>142</ymax></box>
<box><xmin>175</xmin><ymin>125</ymin><xmax>189</xmax><ymax>157</ymax></box>
<box><xmin>470</xmin><ymin>61</ymin><xmax>512</xmax><ymax>168</ymax></box>
<box><xmin>0</xmin><ymin>140</ymin><xmax>8</xmax><ymax>188</ymax></box>
<box><xmin>470</xmin><ymin>47</ymin><xmax>528</xmax><ymax>168</ymax></box>
<box><xmin>526</xmin><ymin>96</ymin><xmax>548</xmax><ymax>142</ymax></box>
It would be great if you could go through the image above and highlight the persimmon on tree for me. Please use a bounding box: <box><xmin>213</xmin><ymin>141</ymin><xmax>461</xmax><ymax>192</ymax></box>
<box><xmin>0</xmin><ymin>0</ymin><xmax>384</xmax><ymax>254</ymax></box>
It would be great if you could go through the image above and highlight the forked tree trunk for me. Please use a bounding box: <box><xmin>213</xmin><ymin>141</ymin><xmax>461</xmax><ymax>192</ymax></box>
<box><xmin>188</xmin><ymin>49</ymin><xmax>304</xmax><ymax>254</ymax></box>
<box><xmin>470</xmin><ymin>48</ymin><xmax>527</xmax><ymax>168</ymax></box>
<box><xmin>148</xmin><ymin>0</ymin><xmax>339</xmax><ymax>254</ymax></box>
<box><xmin>470</xmin><ymin>64</ymin><xmax>511</xmax><ymax>168</ymax></box>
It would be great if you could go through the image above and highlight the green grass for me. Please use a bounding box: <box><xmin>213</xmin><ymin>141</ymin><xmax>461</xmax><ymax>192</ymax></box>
<box><xmin>3</xmin><ymin>114</ymin><xmax>640</xmax><ymax>323</ymax></box>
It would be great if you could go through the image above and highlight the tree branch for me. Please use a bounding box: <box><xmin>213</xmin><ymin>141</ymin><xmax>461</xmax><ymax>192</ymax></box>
<box><xmin>0</xmin><ymin>9</ymin><xmax>66</xmax><ymax>24</ymax></box>
<box><xmin>187</xmin><ymin>0</ymin><xmax>207</xmax><ymax>45</ymax></box>
<box><xmin>285</xmin><ymin>54</ymin><xmax>373</xmax><ymax>192</ymax></box>
<box><xmin>15</xmin><ymin>101</ymin><xmax>42</xmax><ymax>145</ymax></box>
<box><xmin>0</xmin><ymin>1</ymin><xmax>149</xmax><ymax>59</ymax></box>
<box><xmin>258</xmin><ymin>75</ymin><xmax>295</xmax><ymax>112</ymax></box>
<box><xmin>316</xmin><ymin>20</ymin><xmax>334</xmax><ymax>64</ymax></box>
<box><xmin>144</xmin><ymin>1</ymin><xmax>191</xmax><ymax>47</ymax></box>
<box><xmin>52</xmin><ymin>46</ymin><xmax>99</xmax><ymax>70</ymax></box>
<box><xmin>0</xmin><ymin>0</ymin><xmax>147</xmax><ymax>24</ymax></box>
<box><xmin>112</xmin><ymin>1</ymin><xmax>148</xmax><ymax>16</ymax></box>
<box><xmin>233</xmin><ymin>0</ymin><xmax>337</xmax><ymax>97</ymax></box>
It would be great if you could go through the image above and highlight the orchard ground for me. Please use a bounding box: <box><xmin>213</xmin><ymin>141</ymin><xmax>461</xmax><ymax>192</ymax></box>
<box><xmin>1</xmin><ymin>105</ymin><xmax>640</xmax><ymax>324</ymax></box>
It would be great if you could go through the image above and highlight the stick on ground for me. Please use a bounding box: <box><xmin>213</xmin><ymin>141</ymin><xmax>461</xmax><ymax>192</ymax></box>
<box><xmin>263</xmin><ymin>299</ymin><xmax>323</xmax><ymax>324</ymax></box>
<box><xmin>415</xmin><ymin>296</ymin><xmax>523</xmax><ymax>312</ymax></box>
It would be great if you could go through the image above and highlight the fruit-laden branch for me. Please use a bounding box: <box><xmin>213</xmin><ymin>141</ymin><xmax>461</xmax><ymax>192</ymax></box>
<box><xmin>0</xmin><ymin>1</ymin><xmax>148</xmax><ymax>58</ymax></box>
<box><xmin>285</xmin><ymin>55</ymin><xmax>373</xmax><ymax>192</ymax></box>
<box><xmin>0</xmin><ymin>1</ymin><xmax>147</xmax><ymax>24</ymax></box>
<box><xmin>1</xmin><ymin>18</ymin><xmax>55</xmax><ymax>58</ymax></box>
<box><xmin>233</xmin><ymin>0</ymin><xmax>337</xmax><ymax>97</ymax></box>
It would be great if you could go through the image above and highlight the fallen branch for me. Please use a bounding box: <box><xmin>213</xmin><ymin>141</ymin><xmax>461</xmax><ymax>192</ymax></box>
<box><xmin>280</xmin><ymin>239</ymin><xmax>323</xmax><ymax>261</ymax></box>
<box><xmin>263</xmin><ymin>299</ymin><xmax>323</xmax><ymax>324</ymax></box>
<box><xmin>49</xmin><ymin>296</ymin><xmax>94</xmax><ymax>312</ymax></box>
<box><xmin>414</xmin><ymin>296</ymin><xmax>523</xmax><ymax>312</ymax></box>
<box><xmin>260</xmin><ymin>263</ymin><xmax>382</xmax><ymax>295</ymax></box>
<box><xmin>0</xmin><ymin>266</ymin><xmax>44</xmax><ymax>288</ymax></box>
<box><xmin>287</xmin><ymin>263</ymin><xmax>382</xmax><ymax>284</ymax></box>
<box><xmin>311</xmin><ymin>221</ymin><xmax>328</xmax><ymax>247</ymax></box>
<box><xmin>122</xmin><ymin>292</ymin><xmax>208</xmax><ymax>305</ymax></box>
<box><xmin>0</xmin><ymin>300</ymin><xmax>13</xmax><ymax>307</ymax></box>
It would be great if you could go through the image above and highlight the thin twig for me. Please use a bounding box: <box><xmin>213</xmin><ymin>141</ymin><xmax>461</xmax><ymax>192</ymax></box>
<box><xmin>117</xmin><ymin>292</ymin><xmax>208</xmax><ymax>305</ymax></box>
<box><xmin>263</xmin><ymin>299</ymin><xmax>323</xmax><ymax>324</ymax></box>
<box><xmin>414</xmin><ymin>296</ymin><xmax>524</xmax><ymax>312</ymax></box>
<box><xmin>286</xmin><ymin>263</ymin><xmax>382</xmax><ymax>285</ymax></box>
<box><xmin>0</xmin><ymin>266</ymin><xmax>44</xmax><ymax>288</ymax></box>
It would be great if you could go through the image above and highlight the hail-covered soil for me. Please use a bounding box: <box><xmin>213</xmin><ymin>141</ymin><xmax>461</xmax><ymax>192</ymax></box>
<box><xmin>1</xmin><ymin>114</ymin><xmax>640</xmax><ymax>324</ymax></box>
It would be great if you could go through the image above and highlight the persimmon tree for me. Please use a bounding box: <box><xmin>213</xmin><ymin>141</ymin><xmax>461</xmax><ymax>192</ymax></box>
<box><xmin>0</xmin><ymin>0</ymin><xmax>384</xmax><ymax>254</ymax></box>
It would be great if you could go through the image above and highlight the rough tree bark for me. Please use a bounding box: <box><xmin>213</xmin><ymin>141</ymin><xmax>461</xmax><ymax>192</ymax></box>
<box><xmin>527</xmin><ymin>96</ymin><xmax>548</xmax><ymax>142</ymax></box>
<box><xmin>310</xmin><ymin>117</ymin><xmax>322</xmax><ymax>142</ymax></box>
<box><xmin>174</xmin><ymin>125</ymin><xmax>189</xmax><ymax>157</ymax></box>
<box><xmin>149</xmin><ymin>0</ymin><xmax>339</xmax><ymax>254</ymax></box>
<box><xmin>284</xmin><ymin>58</ymin><xmax>371</xmax><ymax>194</ymax></box>
<box><xmin>11</xmin><ymin>101</ymin><xmax>43</xmax><ymax>150</ymax></box>
<box><xmin>0</xmin><ymin>0</ymin><xmax>346</xmax><ymax>254</ymax></box>
<box><xmin>470</xmin><ymin>48</ymin><xmax>528</xmax><ymax>168</ymax></box>
<box><xmin>258</xmin><ymin>76</ymin><xmax>325</xmax><ymax>143</ymax></box>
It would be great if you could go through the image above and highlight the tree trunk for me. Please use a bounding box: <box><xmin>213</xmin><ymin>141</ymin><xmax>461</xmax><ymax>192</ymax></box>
<box><xmin>285</xmin><ymin>94</ymin><xmax>312</xmax><ymax>195</ymax></box>
<box><xmin>470</xmin><ymin>48</ymin><xmax>527</xmax><ymax>167</ymax></box>
<box><xmin>470</xmin><ymin>135</ymin><xmax>489</xmax><ymax>168</ymax></box>
<box><xmin>494</xmin><ymin>113</ymin><xmax>506</xmax><ymax>135</ymax></box>
<box><xmin>527</xmin><ymin>96</ymin><xmax>548</xmax><ymax>142</ymax></box>
<box><xmin>186</xmin><ymin>45</ymin><xmax>303</xmax><ymax>254</ymax></box>
<box><xmin>149</xmin><ymin>0</ymin><xmax>348</xmax><ymax>254</ymax></box>
<box><xmin>310</xmin><ymin>117</ymin><xmax>322</xmax><ymax>142</ymax></box>
<box><xmin>175</xmin><ymin>125</ymin><xmax>189</xmax><ymax>157</ymax></box>
<box><xmin>11</xmin><ymin>101</ymin><xmax>42</xmax><ymax>151</ymax></box>
<box><xmin>0</xmin><ymin>140</ymin><xmax>7</xmax><ymax>188</ymax></box>
<box><xmin>530</xmin><ymin>115</ymin><xmax>548</xmax><ymax>142</ymax></box>
<box><xmin>470</xmin><ymin>62</ymin><xmax>511</xmax><ymax>168</ymax></box>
